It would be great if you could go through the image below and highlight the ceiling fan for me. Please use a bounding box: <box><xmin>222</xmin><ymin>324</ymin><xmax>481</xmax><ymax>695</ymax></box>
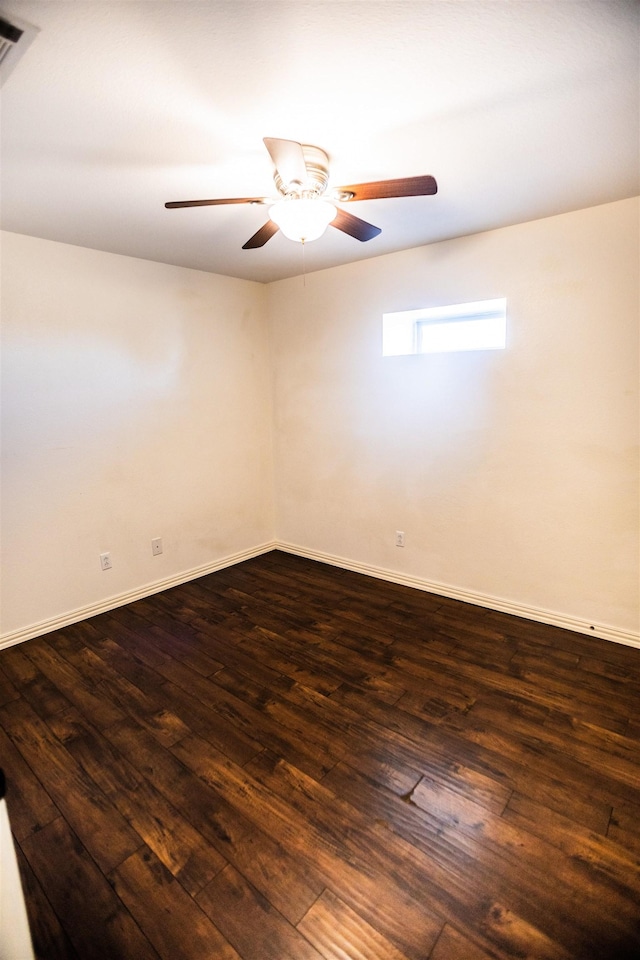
<box><xmin>165</xmin><ymin>137</ymin><xmax>437</xmax><ymax>249</ymax></box>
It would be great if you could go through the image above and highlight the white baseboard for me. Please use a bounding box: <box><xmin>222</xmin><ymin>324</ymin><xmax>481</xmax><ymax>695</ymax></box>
<box><xmin>276</xmin><ymin>542</ymin><xmax>640</xmax><ymax>650</ymax></box>
<box><xmin>0</xmin><ymin>541</ymin><xmax>277</xmax><ymax>650</ymax></box>
<box><xmin>2</xmin><ymin>538</ymin><xmax>638</xmax><ymax>651</ymax></box>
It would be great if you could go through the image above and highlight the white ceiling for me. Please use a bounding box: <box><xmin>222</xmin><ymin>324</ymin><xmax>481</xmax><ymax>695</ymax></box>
<box><xmin>1</xmin><ymin>1</ymin><xmax>638</xmax><ymax>284</ymax></box>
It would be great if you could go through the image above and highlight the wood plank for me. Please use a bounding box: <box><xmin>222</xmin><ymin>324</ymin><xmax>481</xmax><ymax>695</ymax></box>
<box><xmin>46</xmin><ymin>630</ymin><xmax>122</xmax><ymax>687</ymax></box>
<box><xmin>0</xmin><ymin>698</ymin><xmax>142</xmax><ymax>873</ymax></box>
<box><xmin>171</xmin><ymin>736</ymin><xmax>443</xmax><ymax>960</ymax></box>
<box><xmin>239</xmin><ymin>626</ymin><xmax>344</xmax><ymax>695</ymax></box>
<box><xmin>110</xmin><ymin>846</ymin><xmax>240</xmax><ymax>960</ymax></box>
<box><xmin>224</xmin><ymin>822</ymin><xmax>324</xmax><ymax>925</ymax></box>
<box><xmin>196</xmin><ymin>863</ymin><xmax>323</xmax><ymax>960</ymax></box>
<box><xmin>478</xmin><ymin>901</ymin><xmax>573</xmax><ymax>960</ymax></box>
<box><xmin>151</xmin><ymin>661</ymin><xmax>268</xmax><ymax>764</ymax></box>
<box><xmin>443</xmin><ymin>705</ymin><xmax>640</xmax><ymax>809</ymax></box>
<box><xmin>4</xmin><ymin>655</ymin><xmax>73</xmax><ymax>722</ymax></box>
<box><xmin>608</xmin><ymin>798</ymin><xmax>640</xmax><ymax>857</ymax></box>
<box><xmin>107</xmin><ymin>606</ymin><xmax>225</xmax><ymax>677</ymax></box>
<box><xmin>0</xmin><ymin>664</ymin><xmax>20</xmax><ymax>706</ymax></box>
<box><xmin>180</xmin><ymin>624</ymin><xmax>292</xmax><ymax>690</ymax></box>
<box><xmin>104</xmin><ymin>716</ymin><xmax>323</xmax><ymax>921</ymax></box>
<box><xmin>578</xmin><ymin>653</ymin><xmax>640</xmax><ymax>686</ymax></box>
<box><xmin>20</xmin><ymin>817</ymin><xmax>160</xmax><ymax>960</ymax></box>
<box><xmin>429</xmin><ymin>923</ymin><xmax>503</xmax><ymax>960</ymax></box>
<box><xmin>297</xmin><ymin>888</ymin><xmax>414</xmax><ymax>960</ymax></box>
<box><xmin>166</xmin><ymin>667</ymin><xmax>339</xmax><ymax>779</ymax></box>
<box><xmin>103</xmin><ymin>717</ymin><xmax>255</xmax><ymax>855</ymax></box>
<box><xmin>328</xmin><ymin>681</ymin><xmax>521</xmax><ymax>790</ymax></box>
<box><xmin>0</xmin><ymin>643</ymin><xmax>41</xmax><ymax>685</ymax></box>
<box><xmin>211</xmin><ymin>667</ymin><xmax>348</xmax><ymax>766</ymax></box>
<box><xmin>86</xmin><ymin>632</ymin><xmax>172</xmax><ymax>697</ymax></box>
<box><xmin>245</xmin><ymin>751</ymin><xmax>545</xmax><ymax>957</ymax></box>
<box><xmin>45</xmin><ymin>701</ymin><xmax>97</xmax><ymax>745</ymax></box>
<box><xmin>321</xmin><ymin>756</ymin><xmax>640</xmax><ymax>959</ymax></box>
<box><xmin>15</xmin><ymin>841</ymin><xmax>81</xmax><ymax>960</ymax></box>
<box><xmin>466</xmin><ymin>697</ymin><xmax>640</xmax><ymax>798</ymax></box>
<box><xmin>503</xmin><ymin>793</ymin><xmax>640</xmax><ymax>895</ymax></box>
<box><xmin>418</xmin><ymin>761</ymin><xmax>513</xmax><ymax>815</ymax></box>
<box><xmin>67</xmin><ymin>728</ymin><xmax>227</xmax><ymax>896</ymax></box>
<box><xmin>0</xmin><ymin>722</ymin><xmax>59</xmax><ymax>840</ymax></box>
<box><xmin>503</xmin><ymin>780</ymin><xmax>611</xmax><ymax>836</ymax></box>
<box><xmin>97</xmin><ymin>671</ymin><xmax>191</xmax><ymax>747</ymax></box>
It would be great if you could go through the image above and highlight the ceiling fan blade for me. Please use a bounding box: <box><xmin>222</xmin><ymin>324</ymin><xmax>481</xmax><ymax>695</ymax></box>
<box><xmin>165</xmin><ymin>197</ymin><xmax>268</xmax><ymax>208</ymax></box>
<box><xmin>333</xmin><ymin>175</ymin><xmax>437</xmax><ymax>202</ymax></box>
<box><xmin>263</xmin><ymin>137</ymin><xmax>308</xmax><ymax>189</ymax></box>
<box><xmin>242</xmin><ymin>220</ymin><xmax>280</xmax><ymax>250</ymax></box>
<box><xmin>331</xmin><ymin>208</ymin><xmax>381</xmax><ymax>242</ymax></box>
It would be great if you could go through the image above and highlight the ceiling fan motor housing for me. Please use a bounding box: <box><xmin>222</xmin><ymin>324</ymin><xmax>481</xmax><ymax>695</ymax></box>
<box><xmin>274</xmin><ymin>144</ymin><xmax>330</xmax><ymax>198</ymax></box>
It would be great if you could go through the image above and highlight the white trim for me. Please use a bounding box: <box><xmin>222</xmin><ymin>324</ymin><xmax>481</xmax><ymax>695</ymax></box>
<box><xmin>2</xmin><ymin>538</ymin><xmax>638</xmax><ymax>651</ymax></box>
<box><xmin>0</xmin><ymin>542</ymin><xmax>277</xmax><ymax>650</ymax></box>
<box><xmin>276</xmin><ymin>542</ymin><xmax>640</xmax><ymax>650</ymax></box>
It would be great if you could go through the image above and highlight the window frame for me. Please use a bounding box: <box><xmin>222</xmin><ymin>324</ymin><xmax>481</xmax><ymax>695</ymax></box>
<box><xmin>383</xmin><ymin>298</ymin><xmax>507</xmax><ymax>357</ymax></box>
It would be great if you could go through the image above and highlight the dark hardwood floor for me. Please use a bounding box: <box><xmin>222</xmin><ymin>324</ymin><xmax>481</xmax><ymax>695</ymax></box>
<box><xmin>1</xmin><ymin>550</ymin><xmax>639</xmax><ymax>959</ymax></box>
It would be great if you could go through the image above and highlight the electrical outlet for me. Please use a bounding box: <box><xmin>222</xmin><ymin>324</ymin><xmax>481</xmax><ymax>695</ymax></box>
<box><xmin>100</xmin><ymin>552</ymin><xmax>112</xmax><ymax>571</ymax></box>
<box><xmin>151</xmin><ymin>538</ymin><xmax>163</xmax><ymax>556</ymax></box>
<box><xmin>395</xmin><ymin>530</ymin><xmax>405</xmax><ymax>547</ymax></box>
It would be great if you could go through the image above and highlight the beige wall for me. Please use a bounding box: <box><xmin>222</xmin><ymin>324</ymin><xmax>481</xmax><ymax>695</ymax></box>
<box><xmin>1</xmin><ymin>233</ymin><xmax>274</xmax><ymax>640</ymax></box>
<box><xmin>2</xmin><ymin>198</ymin><xmax>638</xmax><ymax>644</ymax></box>
<box><xmin>269</xmin><ymin>198</ymin><xmax>639</xmax><ymax>639</ymax></box>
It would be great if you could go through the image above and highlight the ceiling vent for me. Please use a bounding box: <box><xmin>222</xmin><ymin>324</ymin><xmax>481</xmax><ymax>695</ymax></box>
<box><xmin>0</xmin><ymin>11</ymin><xmax>39</xmax><ymax>86</ymax></box>
<box><xmin>0</xmin><ymin>17</ymin><xmax>22</xmax><ymax>62</ymax></box>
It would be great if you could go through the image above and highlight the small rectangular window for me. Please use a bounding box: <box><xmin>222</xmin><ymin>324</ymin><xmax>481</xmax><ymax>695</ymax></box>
<box><xmin>383</xmin><ymin>298</ymin><xmax>507</xmax><ymax>356</ymax></box>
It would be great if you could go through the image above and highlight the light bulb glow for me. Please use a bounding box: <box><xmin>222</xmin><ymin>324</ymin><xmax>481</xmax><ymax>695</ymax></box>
<box><xmin>269</xmin><ymin>197</ymin><xmax>337</xmax><ymax>243</ymax></box>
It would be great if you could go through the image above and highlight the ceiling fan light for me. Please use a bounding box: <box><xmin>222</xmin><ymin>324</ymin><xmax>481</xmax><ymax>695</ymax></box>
<box><xmin>269</xmin><ymin>197</ymin><xmax>337</xmax><ymax>243</ymax></box>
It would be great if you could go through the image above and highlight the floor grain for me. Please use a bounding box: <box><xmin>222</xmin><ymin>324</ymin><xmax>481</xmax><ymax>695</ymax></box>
<box><xmin>1</xmin><ymin>550</ymin><xmax>639</xmax><ymax>959</ymax></box>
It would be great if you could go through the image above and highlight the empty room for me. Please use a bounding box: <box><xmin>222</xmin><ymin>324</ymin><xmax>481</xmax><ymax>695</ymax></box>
<box><xmin>1</xmin><ymin>2</ymin><xmax>638</xmax><ymax>959</ymax></box>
